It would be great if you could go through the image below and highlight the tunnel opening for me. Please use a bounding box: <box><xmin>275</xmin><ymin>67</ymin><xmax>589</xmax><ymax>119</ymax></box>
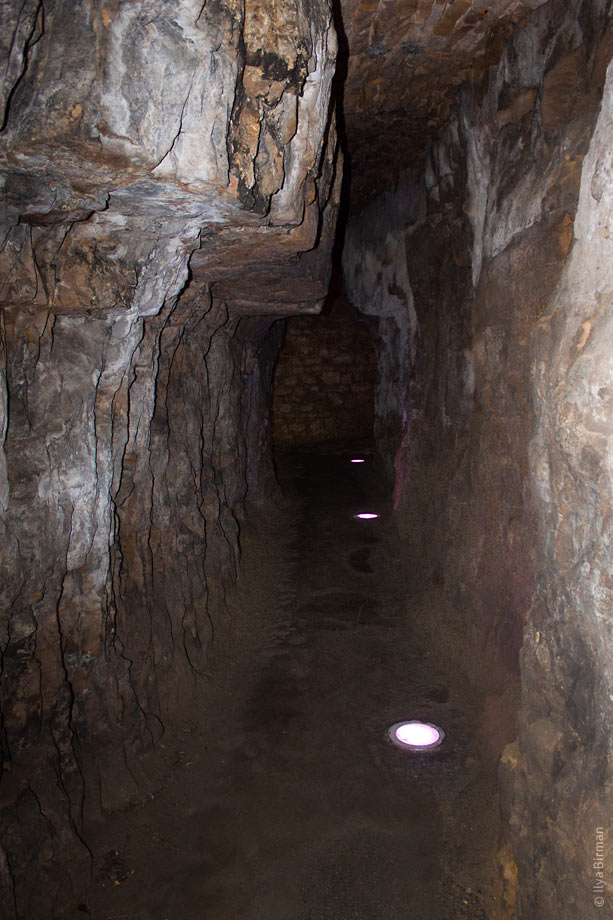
<box><xmin>271</xmin><ymin>273</ymin><xmax>377</xmax><ymax>448</ymax></box>
<box><xmin>1</xmin><ymin>1</ymin><xmax>612</xmax><ymax>919</ymax></box>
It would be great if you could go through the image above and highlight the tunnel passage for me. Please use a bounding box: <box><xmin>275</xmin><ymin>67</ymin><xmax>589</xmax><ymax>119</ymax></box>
<box><xmin>59</xmin><ymin>443</ymin><xmax>500</xmax><ymax>920</ymax></box>
<box><xmin>272</xmin><ymin>276</ymin><xmax>377</xmax><ymax>446</ymax></box>
<box><xmin>1</xmin><ymin>1</ymin><xmax>613</xmax><ymax>919</ymax></box>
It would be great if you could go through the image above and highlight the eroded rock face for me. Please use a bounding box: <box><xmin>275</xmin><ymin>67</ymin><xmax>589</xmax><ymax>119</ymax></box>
<box><xmin>344</xmin><ymin>1</ymin><xmax>612</xmax><ymax>914</ymax></box>
<box><xmin>501</xmin><ymin>57</ymin><xmax>613</xmax><ymax>920</ymax></box>
<box><xmin>337</xmin><ymin>0</ymin><xmax>549</xmax><ymax>203</ymax></box>
<box><xmin>0</xmin><ymin>1</ymin><xmax>339</xmax><ymax>914</ymax></box>
<box><xmin>2</xmin><ymin>0</ymin><xmax>612</xmax><ymax>916</ymax></box>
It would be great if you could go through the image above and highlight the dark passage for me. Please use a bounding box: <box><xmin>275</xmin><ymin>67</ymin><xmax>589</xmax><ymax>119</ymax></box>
<box><xmin>75</xmin><ymin>443</ymin><xmax>496</xmax><ymax>920</ymax></box>
<box><xmin>272</xmin><ymin>279</ymin><xmax>377</xmax><ymax>447</ymax></box>
<box><xmin>2</xmin><ymin>4</ymin><xmax>612</xmax><ymax>916</ymax></box>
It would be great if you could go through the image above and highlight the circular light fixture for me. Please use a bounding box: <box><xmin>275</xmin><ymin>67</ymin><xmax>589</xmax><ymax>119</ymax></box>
<box><xmin>388</xmin><ymin>720</ymin><xmax>445</xmax><ymax>751</ymax></box>
<box><xmin>354</xmin><ymin>512</ymin><xmax>379</xmax><ymax>520</ymax></box>
<box><xmin>350</xmin><ymin>458</ymin><xmax>366</xmax><ymax>464</ymax></box>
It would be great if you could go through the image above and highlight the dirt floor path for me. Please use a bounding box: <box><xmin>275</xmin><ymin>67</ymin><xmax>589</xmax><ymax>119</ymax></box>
<box><xmin>67</xmin><ymin>442</ymin><xmax>498</xmax><ymax>920</ymax></box>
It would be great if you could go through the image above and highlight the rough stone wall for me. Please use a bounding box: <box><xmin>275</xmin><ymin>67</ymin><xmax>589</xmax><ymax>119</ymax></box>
<box><xmin>500</xmin><ymin>55</ymin><xmax>613</xmax><ymax>920</ymax></box>
<box><xmin>344</xmin><ymin>1</ymin><xmax>612</xmax><ymax>916</ymax></box>
<box><xmin>272</xmin><ymin>287</ymin><xmax>376</xmax><ymax>445</ymax></box>
<box><xmin>0</xmin><ymin>286</ymin><xmax>286</xmax><ymax>920</ymax></box>
<box><xmin>339</xmin><ymin>0</ymin><xmax>548</xmax><ymax>203</ymax></box>
<box><xmin>0</xmin><ymin>1</ymin><xmax>339</xmax><ymax>915</ymax></box>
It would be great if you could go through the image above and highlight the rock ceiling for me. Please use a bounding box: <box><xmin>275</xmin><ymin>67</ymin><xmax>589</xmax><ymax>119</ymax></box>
<box><xmin>0</xmin><ymin>0</ymin><xmax>550</xmax><ymax>317</ymax></box>
<box><xmin>337</xmin><ymin>0</ymin><xmax>547</xmax><ymax>203</ymax></box>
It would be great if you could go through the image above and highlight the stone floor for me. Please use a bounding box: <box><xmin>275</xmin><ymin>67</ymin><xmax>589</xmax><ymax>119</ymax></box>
<box><xmin>64</xmin><ymin>442</ymin><xmax>497</xmax><ymax>920</ymax></box>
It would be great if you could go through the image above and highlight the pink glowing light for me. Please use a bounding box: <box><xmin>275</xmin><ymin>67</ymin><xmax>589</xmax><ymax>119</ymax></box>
<box><xmin>388</xmin><ymin>721</ymin><xmax>445</xmax><ymax>750</ymax></box>
<box><xmin>355</xmin><ymin>512</ymin><xmax>379</xmax><ymax>520</ymax></box>
<box><xmin>350</xmin><ymin>458</ymin><xmax>366</xmax><ymax>464</ymax></box>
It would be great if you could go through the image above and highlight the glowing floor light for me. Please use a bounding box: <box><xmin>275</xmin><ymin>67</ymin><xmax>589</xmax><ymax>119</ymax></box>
<box><xmin>350</xmin><ymin>458</ymin><xmax>366</xmax><ymax>464</ymax></box>
<box><xmin>388</xmin><ymin>720</ymin><xmax>445</xmax><ymax>751</ymax></box>
<box><xmin>354</xmin><ymin>512</ymin><xmax>379</xmax><ymax>520</ymax></box>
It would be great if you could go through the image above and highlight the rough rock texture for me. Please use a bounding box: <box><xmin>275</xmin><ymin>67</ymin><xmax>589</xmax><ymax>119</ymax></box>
<box><xmin>344</xmin><ymin>1</ymin><xmax>613</xmax><ymax>915</ymax></box>
<box><xmin>0</xmin><ymin>1</ymin><xmax>340</xmax><ymax>915</ymax></box>
<box><xmin>501</xmin><ymin>54</ymin><xmax>613</xmax><ymax>920</ymax></box>
<box><xmin>337</xmin><ymin>0</ymin><xmax>549</xmax><ymax>203</ymax></box>
<box><xmin>272</xmin><ymin>281</ymin><xmax>376</xmax><ymax>445</ymax></box>
<box><xmin>2</xmin><ymin>0</ymin><xmax>613</xmax><ymax>917</ymax></box>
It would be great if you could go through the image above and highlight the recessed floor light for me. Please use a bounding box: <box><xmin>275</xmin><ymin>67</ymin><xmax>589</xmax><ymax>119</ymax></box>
<box><xmin>354</xmin><ymin>512</ymin><xmax>379</xmax><ymax>520</ymax></box>
<box><xmin>350</xmin><ymin>458</ymin><xmax>366</xmax><ymax>463</ymax></box>
<box><xmin>388</xmin><ymin>721</ymin><xmax>445</xmax><ymax>751</ymax></box>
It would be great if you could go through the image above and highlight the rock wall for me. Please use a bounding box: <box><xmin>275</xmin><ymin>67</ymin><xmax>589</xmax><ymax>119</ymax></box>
<box><xmin>272</xmin><ymin>283</ymin><xmax>376</xmax><ymax>445</ymax></box>
<box><xmin>0</xmin><ymin>1</ymin><xmax>340</xmax><ymax>915</ymax></box>
<box><xmin>501</xmin><ymin>51</ymin><xmax>613</xmax><ymax>920</ymax></box>
<box><xmin>338</xmin><ymin>0</ymin><xmax>550</xmax><ymax>205</ymax></box>
<box><xmin>344</xmin><ymin>1</ymin><xmax>612</xmax><ymax>915</ymax></box>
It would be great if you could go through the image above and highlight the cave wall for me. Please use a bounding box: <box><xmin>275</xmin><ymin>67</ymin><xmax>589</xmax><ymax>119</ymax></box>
<box><xmin>343</xmin><ymin>1</ymin><xmax>612</xmax><ymax>916</ymax></box>
<box><xmin>0</xmin><ymin>1</ymin><xmax>339</xmax><ymax>915</ymax></box>
<box><xmin>272</xmin><ymin>285</ymin><xmax>376</xmax><ymax>445</ymax></box>
<box><xmin>501</xmin><ymin>50</ymin><xmax>613</xmax><ymax>920</ymax></box>
<box><xmin>0</xmin><ymin>291</ymin><xmax>281</xmax><ymax>793</ymax></box>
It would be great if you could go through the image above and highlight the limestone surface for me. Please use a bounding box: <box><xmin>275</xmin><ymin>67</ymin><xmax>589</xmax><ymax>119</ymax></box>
<box><xmin>1</xmin><ymin>0</ymin><xmax>613</xmax><ymax>917</ymax></box>
<box><xmin>344</xmin><ymin>2</ymin><xmax>613</xmax><ymax>915</ymax></box>
<box><xmin>337</xmin><ymin>0</ymin><xmax>549</xmax><ymax>203</ymax></box>
<box><xmin>0</xmin><ymin>1</ymin><xmax>340</xmax><ymax>914</ymax></box>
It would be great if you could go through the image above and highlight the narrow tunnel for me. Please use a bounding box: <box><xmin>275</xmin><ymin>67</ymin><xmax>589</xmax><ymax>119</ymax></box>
<box><xmin>1</xmin><ymin>2</ymin><xmax>612</xmax><ymax>919</ymax></box>
<box><xmin>272</xmin><ymin>274</ymin><xmax>377</xmax><ymax>446</ymax></box>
